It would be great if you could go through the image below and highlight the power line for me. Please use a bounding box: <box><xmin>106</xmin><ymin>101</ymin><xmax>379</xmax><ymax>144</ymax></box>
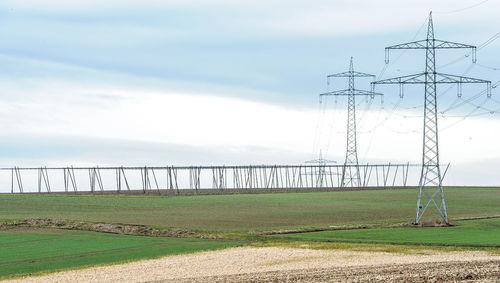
<box><xmin>359</xmin><ymin>98</ymin><xmax>402</xmax><ymax>161</ymax></box>
<box><xmin>476</xmin><ymin>63</ymin><xmax>500</xmax><ymax>71</ymax></box>
<box><xmin>356</xmin><ymin>97</ymin><xmax>374</xmax><ymax>125</ymax></box>
<box><xmin>323</xmin><ymin>95</ymin><xmax>346</xmax><ymax>158</ymax></box>
<box><xmin>435</xmin><ymin>0</ymin><xmax>490</xmax><ymax>14</ymax></box>
<box><xmin>478</xmin><ymin>31</ymin><xmax>500</xmax><ymax>50</ymax></box>
<box><xmin>441</xmin><ymin>97</ymin><xmax>490</xmax><ymax>131</ymax></box>
<box><xmin>359</xmin><ymin>98</ymin><xmax>402</xmax><ymax>134</ymax></box>
<box><xmin>311</xmin><ymin>96</ymin><xmax>329</xmax><ymax>160</ymax></box>
<box><xmin>441</xmin><ymin>79</ymin><xmax>499</xmax><ymax>113</ymax></box>
<box><xmin>437</xmin><ymin>30</ymin><xmax>500</xmax><ymax>69</ymax></box>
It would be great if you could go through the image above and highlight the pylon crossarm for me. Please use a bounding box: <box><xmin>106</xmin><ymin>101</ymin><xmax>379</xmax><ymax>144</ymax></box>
<box><xmin>328</xmin><ymin>71</ymin><xmax>375</xmax><ymax>78</ymax></box>
<box><xmin>372</xmin><ymin>72</ymin><xmax>490</xmax><ymax>85</ymax></box>
<box><xmin>385</xmin><ymin>38</ymin><xmax>477</xmax><ymax>64</ymax></box>
<box><xmin>434</xmin><ymin>73</ymin><xmax>491</xmax><ymax>84</ymax></box>
<box><xmin>320</xmin><ymin>89</ymin><xmax>383</xmax><ymax>97</ymax></box>
<box><xmin>386</xmin><ymin>39</ymin><xmax>475</xmax><ymax>50</ymax></box>
<box><xmin>386</xmin><ymin>40</ymin><xmax>428</xmax><ymax>50</ymax></box>
<box><xmin>433</xmin><ymin>39</ymin><xmax>475</xmax><ymax>49</ymax></box>
<box><xmin>372</xmin><ymin>73</ymin><xmax>426</xmax><ymax>85</ymax></box>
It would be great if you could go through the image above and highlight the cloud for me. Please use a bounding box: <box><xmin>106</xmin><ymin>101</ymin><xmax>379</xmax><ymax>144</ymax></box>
<box><xmin>6</xmin><ymin>0</ymin><xmax>500</xmax><ymax>37</ymax></box>
<box><xmin>1</xmin><ymin>80</ymin><xmax>499</xmax><ymax>162</ymax></box>
<box><xmin>0</xmin><ymin>133</ymin><xmax>305</xmax><ymax>166</ymax></box>
<box><xmin>0</xmin><ymin>83</ymin><xmax>315</xmax><ymax>150</ymax></box>
<box><xmin>1</xmin><ymin>0</ymin><xmax>498</xmax><ymax>105</ymax></box>
<box><xmin>0</xmin><ymin>0</ymin><xmax>499</xmax><ymax>188</ymax></box>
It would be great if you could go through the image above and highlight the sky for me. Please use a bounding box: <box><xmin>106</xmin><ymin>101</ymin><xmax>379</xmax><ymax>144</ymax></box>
<box><xmin>0</xmin><ymin>0</ymin><xmax>499</xmax><ymax>186</ymax></box>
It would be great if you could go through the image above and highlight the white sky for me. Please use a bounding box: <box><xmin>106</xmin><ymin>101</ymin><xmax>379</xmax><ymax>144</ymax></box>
<box><xmin>0</xmin><ymin>0</ymin><xmax>500</xmax><ymax>186</ymax></box>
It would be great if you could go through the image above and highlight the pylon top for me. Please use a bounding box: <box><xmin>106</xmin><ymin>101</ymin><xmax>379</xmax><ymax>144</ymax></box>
<box><xmin>427</xmin><ymin>11</ymin><xmax>435</xmax><ymax>40</ymax></box>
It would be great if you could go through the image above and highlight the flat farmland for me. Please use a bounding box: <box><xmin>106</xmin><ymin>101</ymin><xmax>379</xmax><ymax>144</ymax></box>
<box><xmin>1</xmin><ymin>187</ymin><xmax>500</xmax><ymax>281</ymax></box>
<box><xmin>0</xmin><ymin>187</ymin><xmax>499</xmax><ymax>233</ymax></box>
<box><xmin>0</xmin><ymin>228</ymin><xmax>239</xmax><ymax>278</ymax></box>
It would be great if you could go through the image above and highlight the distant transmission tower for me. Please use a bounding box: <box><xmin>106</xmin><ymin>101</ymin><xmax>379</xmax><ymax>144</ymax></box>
<box><xmin>304</xmin><ymin>150</ymin><xmax>337</xmax><ymax>188</ymax></box>
<box><xmin>372</xmin><ymin>12</ymin><xmax>491</xmax><ymax>224</ymax></box>
<box><xmin>320</xmin><ymin>57</ymin><xmax>382</xmax><ymax>187</ymax></box>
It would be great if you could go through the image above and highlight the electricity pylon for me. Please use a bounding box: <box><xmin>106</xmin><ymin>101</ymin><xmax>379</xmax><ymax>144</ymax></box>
<box><xmin>320</xmin><ymin>57</ymin><xmax>382</xmax><ymax>187</ymax></box>
<box><xmin>372</xmin><ymin>12</ymin><xmax>491</xmax><ymax>224</ymax></box>
<box><xmin>304</xmin><ymin>150</ymin><xmax>337</xmax><ymax>188</ymax></box>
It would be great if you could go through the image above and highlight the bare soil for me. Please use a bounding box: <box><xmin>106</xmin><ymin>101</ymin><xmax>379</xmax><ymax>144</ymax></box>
<box><xmin>6</xmin><ymin>247</ymin><xmax>500</xmax><ymax>283</ymax></box>
<box><xmin>0</xmin><ymin>219</ymin><xmax>201</xmax><ymax>238</ymax></box>
<box><xmin>180</xmin><ymin>260</ymin><xmax>500</xmax><ymax>282</ymax></box>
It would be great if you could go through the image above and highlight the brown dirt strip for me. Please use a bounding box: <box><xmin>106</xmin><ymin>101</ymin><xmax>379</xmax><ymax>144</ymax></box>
<box><xmin>0</xmin><ymin>219</ymin><xmax>202</xmax><ymax>238</ymax></box>
<box><xmin>6</xmin><ymin>246</ymin><xmax>500</xmax><ymax>283</ymax></box>
<box><xmin>4</xmin><ymin>215</ymin><xmax>500</xmax><ymax>240</ymax></box>
<box><xmin>174</xmin><ymin>260</ymin><xmax>500</xmax><ymax>282</ymax></box>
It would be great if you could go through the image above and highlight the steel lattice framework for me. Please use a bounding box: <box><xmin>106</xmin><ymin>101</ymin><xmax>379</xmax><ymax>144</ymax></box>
<box><xmin>372</xmin><ymin>12</ymin><xmax>491</xmax><ymax>224</ymax></box>
<box><xmin>4</xmin><ymin>163</ymin><xmax>428</xmax><ymax>193</ymax></box>
<box><xmin>320</xmin><ymin>57</ymin><xmax>382</xmax><ymax>187</ymax></box>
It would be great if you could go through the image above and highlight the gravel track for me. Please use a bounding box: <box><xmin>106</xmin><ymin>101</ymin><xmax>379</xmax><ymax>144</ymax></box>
<box><xmin>6</xmin><ymin>247</ymin><xmax>500</xmax><ymax>283</ymax></box>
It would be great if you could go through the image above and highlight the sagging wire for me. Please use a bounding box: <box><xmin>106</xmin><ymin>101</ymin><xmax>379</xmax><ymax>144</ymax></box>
<box><xmin>441</xmin><ymin>96</ymin><xmax>490</xmax><ymax>132</ymax></box>
<box><xmin>476</xmin><ymin>63</ymin><xmax>500</xmax><ymax>71</ymax></box>
<box><xmin>438</xmin><ymin>30</ymin><xmax>500</xmax><ymax>70</ymax></box>
<box><xmin>311</xmin><ymin>96</ymin><xmax>329</xmax><ymax>160</ymax></box>
<box><xmin>436</xmin><ymin>80</ymin><xmax>500</xmax><ymax>131</ymax></box>
<box><xmin>376</xmin><ymin>14</ymin><xmax>429</xmax><ymax>80</ymax></box>
<box><xmin>434</xmin><ymin>0</ymin><xmax>490</xmax><ymax>14</ymax></box>
<box><xmin>323</xmin><ymin>95</ymin><xmax>346</xmax><ymax>158</ymax></box>
<box><xmin>359</xmin><ymin>97</ymin><xmax>403</xmax><ymax>134</ymax></box>
<box><xmin>441</xmin><ymin>79</ymin><xmax>499</xmax><ymax>113</ymax></box>
<box><xmin>356</xmin><ymin>97</ymin><xmax>374</xmax><ymax>126</ymax></box>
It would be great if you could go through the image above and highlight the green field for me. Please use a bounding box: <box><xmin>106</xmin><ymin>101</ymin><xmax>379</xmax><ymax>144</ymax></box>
<box><xmin>1</xmin><ymin>187</ymin><xmax>499</xmax><ymax>278</ymax></box>
<box><xmin>279</xmin><ymin>218</ymin><xmax>500</xmax><ymax>247</ymax></box>
<box><xmin>1</xmin><ymin>187</ymin><xmax>499</xmax><ymax>233</ymax></box>
<box><xmin>0</xmin><ymin>228</ymin><xmax>239</xmax><ymax>278</ymax></box>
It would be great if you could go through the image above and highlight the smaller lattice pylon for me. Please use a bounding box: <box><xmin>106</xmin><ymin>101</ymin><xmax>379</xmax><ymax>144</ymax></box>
<box><xmin>320</xmin><ymin>57</ymin><xmax>383</xmax><ymax>188</ymax></box>
<box><xmin>304</xmin><ymin>151</ymin><xmax>337</xmax><ymax>187</ymax></box>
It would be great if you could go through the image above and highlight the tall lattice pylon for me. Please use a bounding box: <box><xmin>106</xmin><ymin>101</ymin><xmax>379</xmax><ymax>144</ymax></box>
<box><xmin>372</xmin><ymin>12</ymin><xmax>491</xmax><ymax>224</ymax></box>
<box><xmin>320</xmin><ymin>57</ymin><xmax>382</xmax><ymax>187</ymax></box>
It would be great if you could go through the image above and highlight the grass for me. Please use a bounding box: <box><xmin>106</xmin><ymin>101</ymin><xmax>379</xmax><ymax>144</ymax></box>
<box><xmin>278</xmin><ymin>218</ymin><xmax>500</xmax><ymax>247</ymax></box>
<box><xmin>0</xmin><ymin>228</ymin><xmax>240</xmax><ymax>279</ymax></box>
<box><xmin>0</xmin><ymin>187</ymin><xmax>499</xmax><ymax>233</ymax></box>
<box><xmin>0</xmin><ymin>188</ymin><xmax>499</xmax><ymax>278</ymax></box>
